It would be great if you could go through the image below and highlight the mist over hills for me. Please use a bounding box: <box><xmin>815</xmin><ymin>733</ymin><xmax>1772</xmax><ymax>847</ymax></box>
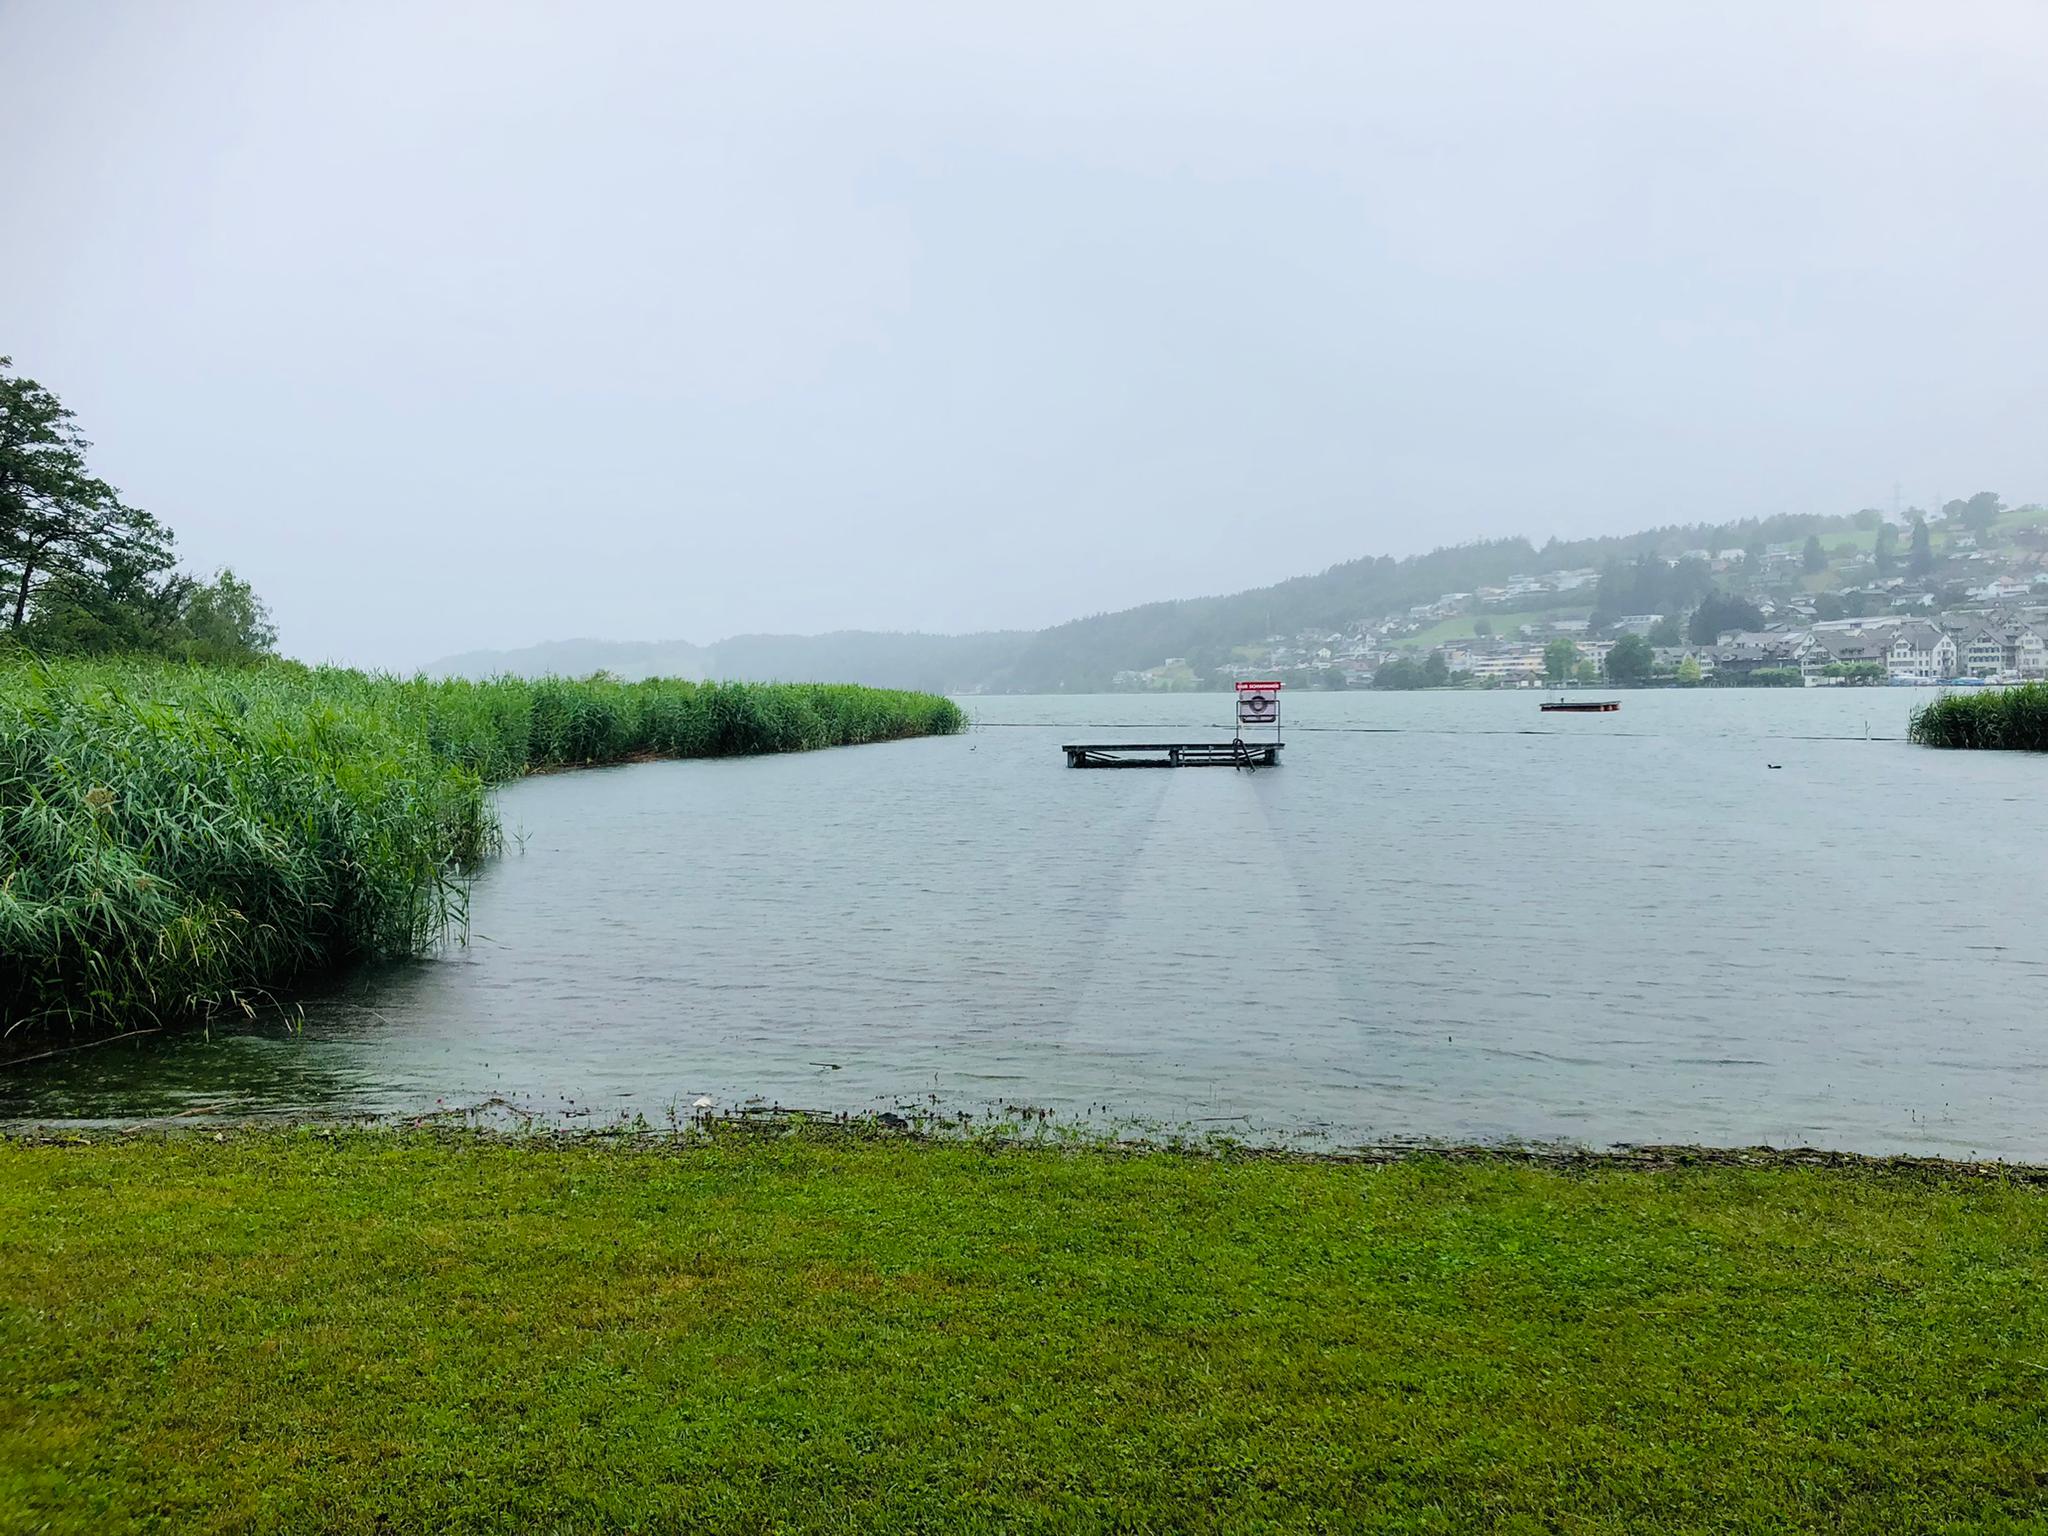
<box><xmin>430</xmin><ymin>504</ymin><xmax>2015</xmax><ymax>693</ymax></box>
<box><xmin>431</xmin><ymin>630</ymin><xmax>1032</xmax><ymax>694</ymax></box>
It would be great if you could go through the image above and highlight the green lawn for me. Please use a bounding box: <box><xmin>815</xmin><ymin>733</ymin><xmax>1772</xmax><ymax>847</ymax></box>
<box><xmin>1401</xmin><ymin>608</ymin><xmax>1587</xmax><ymax>648</ymax></box>
<box><xmin>4</xmin><ymin>1132</ymin><xmax>2047</xmax><ymax>1533</ymax></box>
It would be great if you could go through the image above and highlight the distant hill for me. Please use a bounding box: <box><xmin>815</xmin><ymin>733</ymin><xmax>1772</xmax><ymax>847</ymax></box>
<box><xmin>430</xmin><ymin>630</ymin><xmax>1030</xmax><ymax>694</ymax></box>
<box><xmin>430</xmin><ymin>502</ymin><xmax>2013</xmax><ymax>693</ymax></box>
<box><xmin>430</xmin><ymin>637</ymin><xmax>713</xmax><ymax>682</ymax></box>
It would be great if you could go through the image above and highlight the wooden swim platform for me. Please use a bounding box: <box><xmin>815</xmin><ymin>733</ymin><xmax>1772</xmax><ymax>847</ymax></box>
<box><xmin>1063</xmin><ymin>741</ymin><xmax>1282</xmax><ymax>769</ymax></box>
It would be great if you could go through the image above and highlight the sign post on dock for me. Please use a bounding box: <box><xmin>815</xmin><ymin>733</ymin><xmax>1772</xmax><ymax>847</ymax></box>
<box><xmin>1234</xmin><ymin>681</ymin><xmax>1283</xmax><ymax>766</ymax></box>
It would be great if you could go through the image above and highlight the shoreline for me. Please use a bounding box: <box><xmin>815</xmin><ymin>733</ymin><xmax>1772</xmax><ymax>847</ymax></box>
<box><xmin>9</xmin><ymin>1114</ymin><xmax>2046</xmax><ymax>1182</ymax></box>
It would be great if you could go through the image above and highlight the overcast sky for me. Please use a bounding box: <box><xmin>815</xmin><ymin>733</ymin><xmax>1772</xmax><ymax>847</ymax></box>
<box><xmin>3</xmin><ymin>1</ymin><xmax>2044</xmax><ymax>666</ymax></box>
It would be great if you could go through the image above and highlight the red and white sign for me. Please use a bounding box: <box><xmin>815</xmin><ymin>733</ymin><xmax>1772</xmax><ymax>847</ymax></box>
<box><xmin>1235</xmin><ymin>680</ymin><xmax>1282</xmax><ymax>727</ymax></box>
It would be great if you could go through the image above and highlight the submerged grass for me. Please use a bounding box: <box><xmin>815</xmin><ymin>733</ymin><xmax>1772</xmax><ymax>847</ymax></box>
<box><xmin>3</xmin><ymin>1129</ymin><xmax>2046</xmax><ymax>1533</ymax></box>
<box><xmin>0</xmin><ymin>659</ymin><xmax>965</xmax><ymax>1032</ymax></box>
<box><xmin>1908</xmin><ymin>681</ymin><xmax>2048</xmax><ymax>751</ymax></box>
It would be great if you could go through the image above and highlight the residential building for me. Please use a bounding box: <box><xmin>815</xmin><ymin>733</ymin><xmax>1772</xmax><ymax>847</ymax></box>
<box><xmin>1469</xmin><ymin>649</ymin><xmax>1544</xmax><ymax>681</ymax></box>
<box><xmin>1958</xmin><ymin>625</ymin><xmax>2007</xmax><ymax>678</ymax></box>
<box><xmin>1805</xmin><ymin>630</ymin><xmax>1889</xmax><ymax>679</ymax></box>
<box><xmin>1885</xmin><ymin>623</ymin><xmax>1958</xmax><ymax>681</ymax></box>
<box><xmin>1652</xmin><ymin>646</ymin><xmax>1717</xmax><ymax>679</ymax></box>
<box><xmin>1713</xmin><ymin>632</ymin><xmax>1806</xmax><ymax>679</ymax></box>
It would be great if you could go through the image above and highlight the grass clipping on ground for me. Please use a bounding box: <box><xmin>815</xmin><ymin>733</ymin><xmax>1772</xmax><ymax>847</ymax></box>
<box><xmin>3</xmin><ymin>1132</ymin><xmax>2045</xmax><ymax>1533</ymax></box>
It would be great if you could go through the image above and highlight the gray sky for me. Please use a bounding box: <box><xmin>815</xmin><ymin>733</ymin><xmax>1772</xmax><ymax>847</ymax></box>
<box><xmin>3</xmin><ymin>1</ymin><xmax>2044</xmax><ymax>667</ymax></box>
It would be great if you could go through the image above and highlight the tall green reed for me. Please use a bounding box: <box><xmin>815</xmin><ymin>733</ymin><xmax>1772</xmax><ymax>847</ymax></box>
<box><xmin>1909</xmin><ymin>683</ymin><xmax>2048</xmax><ymax>751</ymax></box>
<box><xmin>0</xmin><ymin>660</ymin><xmax>965</xmax><ymax>1032</ymax></box>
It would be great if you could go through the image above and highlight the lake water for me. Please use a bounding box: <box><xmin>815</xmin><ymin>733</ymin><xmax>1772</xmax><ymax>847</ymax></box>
<box><xmin>8</xmin><ymin>690</ymin><xmax>2045</xmax><ymax>1158</ymax></box>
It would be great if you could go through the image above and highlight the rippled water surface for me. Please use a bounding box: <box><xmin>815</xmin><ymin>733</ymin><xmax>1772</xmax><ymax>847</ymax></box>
<box><xmin>9</xmin><ymin>690</ymin><xmax>2045</xmax><ymax>1156</ymax></box>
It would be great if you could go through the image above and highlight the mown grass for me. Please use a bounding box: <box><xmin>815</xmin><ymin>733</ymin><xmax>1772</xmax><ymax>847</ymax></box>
<box><xmin>1909</xmin><ymin>681</ymin><xmax>2048</xmax><ymax>750</ymax></box>
<box><xmin>0</xmin><ymin>659</ymin><xmax>965</xmax><ymax>1032</ymax></box>
<box><xmin>2</xmin><ymin>1131</ymin><xmax>2045</xmax><ymax>1533</ymax></box>
<box><xmin>1398</xmin><ymin>608</ymin><xmax>1588</xmax><ymax>648</ymax></box>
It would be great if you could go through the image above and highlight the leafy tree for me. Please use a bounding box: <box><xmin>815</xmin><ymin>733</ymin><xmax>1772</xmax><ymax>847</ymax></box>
<box><xmin>1646</xmin><ymin>614</ymin><xmax>1682</xmax><ymax>646</ymax></box>
<box><xmin>178</xmin><ymin>568</ymin><xmax>278</xmax><ymax>663</ymax></box>
<box><xmin>0</xmin><ymin>358</ymin><xmax>172</xmax><ymax>630</ymax></box>
<box><xmin>1813</xmin><ymin>592</ymin><xmax>1844</xmax><ymax>621</ymax></box>
<box><xmin>1472</xmin><ymin>617</ymin><xmax>1493</xmax><ymax>638</ymax></box>
<box><xmin>1605</xmin><ymin>633</ymin><xmax>1654</xmax><ymax>683</ymax></box>
<box><xmin>1542</xmin><ymin>637</ymin><xmax>1578</xmax><ymax>683</ymax></box>
<box><xmin>16</xmin><ymin>553</ymin><xmax>191</xmax><ymax>655</ymax></box>
<box><xmin>1853</xmin><ymin>509</ymin><xmax>1882</xmax><ymax>530</ymax></box>
<box><xmin>1591</xmin><ymin>554</ymin><xmax>1714</xmax><ymax>631</ymax></box>
<box><xmin>1874</xmin><ymin>522</ymin><xmax>1898</xmax><ymax>575</ymax></box>
<box><xmin>1675</xmin><ymin>655</ymin><xmax>1703</xmax><ymax>685</ymax></box>
<box><xmin>1802</xmin><ymin>536</ymin><xmax>1826</xmax><ymax>573</ymax></box>
<box><xmin>1687</xmin><ymin>593</ymin><xmax>1765</xmax><ymax>645</ymax></box>
<box><xmin>1957</xmin><ymin>491</ymin><xmax>2002</xmax><ymax>537</ymax></box>
<box><xmin>1422</xmin><ymin>650</ymin><xmax>1449</xmax><ymax>686</ymax></box>
<box><xmin>1908</xmin><ymin>517</ymin><xmax>1932</xmax><ymax>579</ymax></box>
<box><xmin>1373</xmin><ymin>657</ymin><xmax>1425</xmax><ymax>690</ymax></box>
<box><xmin>1571</xmin><ymin>659</ymin><xmax>1599</xmax><ymax>684</ymax></box>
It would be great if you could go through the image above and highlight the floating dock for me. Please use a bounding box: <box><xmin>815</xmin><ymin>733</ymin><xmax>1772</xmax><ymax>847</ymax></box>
<box><xmin>1063</xmin><ymin>741</ymin><xmax>1282</xmax><ymax>769</ymax></box>
<box><xmin>1539</xmin><ymin>699</ymin><xmax>1620</xmax><ymax>713</ymax></box>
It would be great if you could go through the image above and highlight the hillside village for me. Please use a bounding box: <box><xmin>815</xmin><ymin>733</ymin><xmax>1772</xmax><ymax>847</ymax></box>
<box><xmin>1112</xmin><ymin>497</ymin><xmax>2048</xmax><ymax>691</ymax></box>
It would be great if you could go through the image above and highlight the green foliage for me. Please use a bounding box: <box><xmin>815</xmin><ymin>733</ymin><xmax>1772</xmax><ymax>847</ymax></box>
<box><xmin>1646</xmin><ymin>614</ymin><xmax>1682</xmax><ymax>645</ymax></box>
<box><xmin>0</xmin><ymin>357</ymin><xmax>174</xmax><ymax>632</ymax></box>
<box><xmin>1821</xmin><ymin>662</ymin><xmax>1884</xmax><ymax>683</ymax></box>
<box><xmin>175</xmin><ymin>568</ymin><xmax>278</xmax><ymax>662</ymax></box>
<box><xmin>1604</xmin><ymin>633</ymin><xmax>1654</xmax><ymax>682</ymax></box>
<box><xmin>1422</xmin><ymin>650</ymin><xmax>1449</xmax><ymax>686</ymax></box>
<box><xmin>1803</xmin><ymin>535</ymin><xmax>1826</xmax><ymax>573</ymax></box>
<box><xmin>1372</xmin><ymin>657</ymin><xmax>1427</xmax><ymax>689</ymax></box>
<box><xmin>0</xmin><ymin>361</ymin><xmax>278</xmax><ymax>667</ymax></box>
<box><xmin>5</xmin><ymin>1134</ymin><xmax>2048</xmax><ymax>1532</ymax></box>
<box><xmin>1910</xmin><ymin>683</ymin><xmax>2048</xmax><ymax>751</ymax></box>
<box><xmin>1726</xmin><ymin>667</ymin><xmax>1804</xmax><ymax>687</ymax></box>
<box><xmin>1591</xmin><ymin>554</ymin><xmax>1713</xmax><ymax>631</ymax></box>
<box><xmin>1953</xmin><ymin>492</ymin><xmax>2003</xmax><ymax>535</ymax></box>
<box><xmin>1875</xmin><ymin>522</ymin><xmax>1898</xmax><ymax>574</ymax></box>
<box><xmin>1909</xmin><ymin>518</ymin><xmax>1933</xmax><ymax>578</ymax></box>
<box><xmin>18</xmin><ymin>564</ymin><xmax>282</xmax><ymax>665</ymax></box>
<box><xmin>1688</xmin><ymin>594</ymin><xmax>1766</xmax><ymax>645</ymax></box>
<box><xmin>1571</xmin><ymin>659</ymin><xmax>1600</xmax><ymax>683</ymax></box>
<box><xmin>1675</xmin><ymin>655</ymin><xmax>1703</xmax><ymax>685</ymax></box>
<box><xmin>1542</xmin><ymin>637</ymin><xmax>1578</xmax><ymax>682</ymax></box>
<box><xmin>0</xmin><ymin>661</ymin><xmax>966</xmax><ymax>1030</ymax></box>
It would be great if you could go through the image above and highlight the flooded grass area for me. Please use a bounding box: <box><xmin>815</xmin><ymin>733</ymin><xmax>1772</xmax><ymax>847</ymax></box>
<box><xmin>4</xmin><ymin>1127</ymin><xmax>2046</xmax><ymax>1532</ymax></box>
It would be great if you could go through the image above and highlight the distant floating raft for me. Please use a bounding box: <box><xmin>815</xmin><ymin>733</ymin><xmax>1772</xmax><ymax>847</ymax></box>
<box><xmin>1063</xmin><ymin>741</ymin><xmax>1282</xmax><ymax>769</ymax></box>
<box><xmin>1539</xmin><ymin>699</ymin><xmax>1621</xmax><ymax>713</ymax></box>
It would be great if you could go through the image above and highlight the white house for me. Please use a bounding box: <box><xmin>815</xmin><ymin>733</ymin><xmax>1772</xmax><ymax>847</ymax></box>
<box><xmin>1885</xmin><ymin>623</ymin><xmax>1958</xmax><ymax>681</ymax></box>
<box><xmin>1959</xmin><ymin>626</ymin><xmax>2008</xmax><ymax>678</ymax></box>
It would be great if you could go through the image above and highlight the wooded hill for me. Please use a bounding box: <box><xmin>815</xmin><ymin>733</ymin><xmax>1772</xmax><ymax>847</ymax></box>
<box><xmin>438</xmin><ymin>505</ymin><xmax>1998</xmax><ymax>693</ymax></box>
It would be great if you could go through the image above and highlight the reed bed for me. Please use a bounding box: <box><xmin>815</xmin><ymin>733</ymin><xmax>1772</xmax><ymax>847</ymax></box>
<box><xmin>0</xmin><ymin>659</ymin><xmax>965</xmax><ymax>1032</ymax></box>
<box><xmin>1908</xmin><ymin>682</ymin><xmax>2048</xmax><ymax>751</ymax></box>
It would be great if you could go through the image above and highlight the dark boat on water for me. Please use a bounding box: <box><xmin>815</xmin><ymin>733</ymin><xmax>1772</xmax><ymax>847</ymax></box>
<box><xmin>1540</xmin><ymin>698</ymin><xmax>1620</xmax><ymax>713</ymax></box>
